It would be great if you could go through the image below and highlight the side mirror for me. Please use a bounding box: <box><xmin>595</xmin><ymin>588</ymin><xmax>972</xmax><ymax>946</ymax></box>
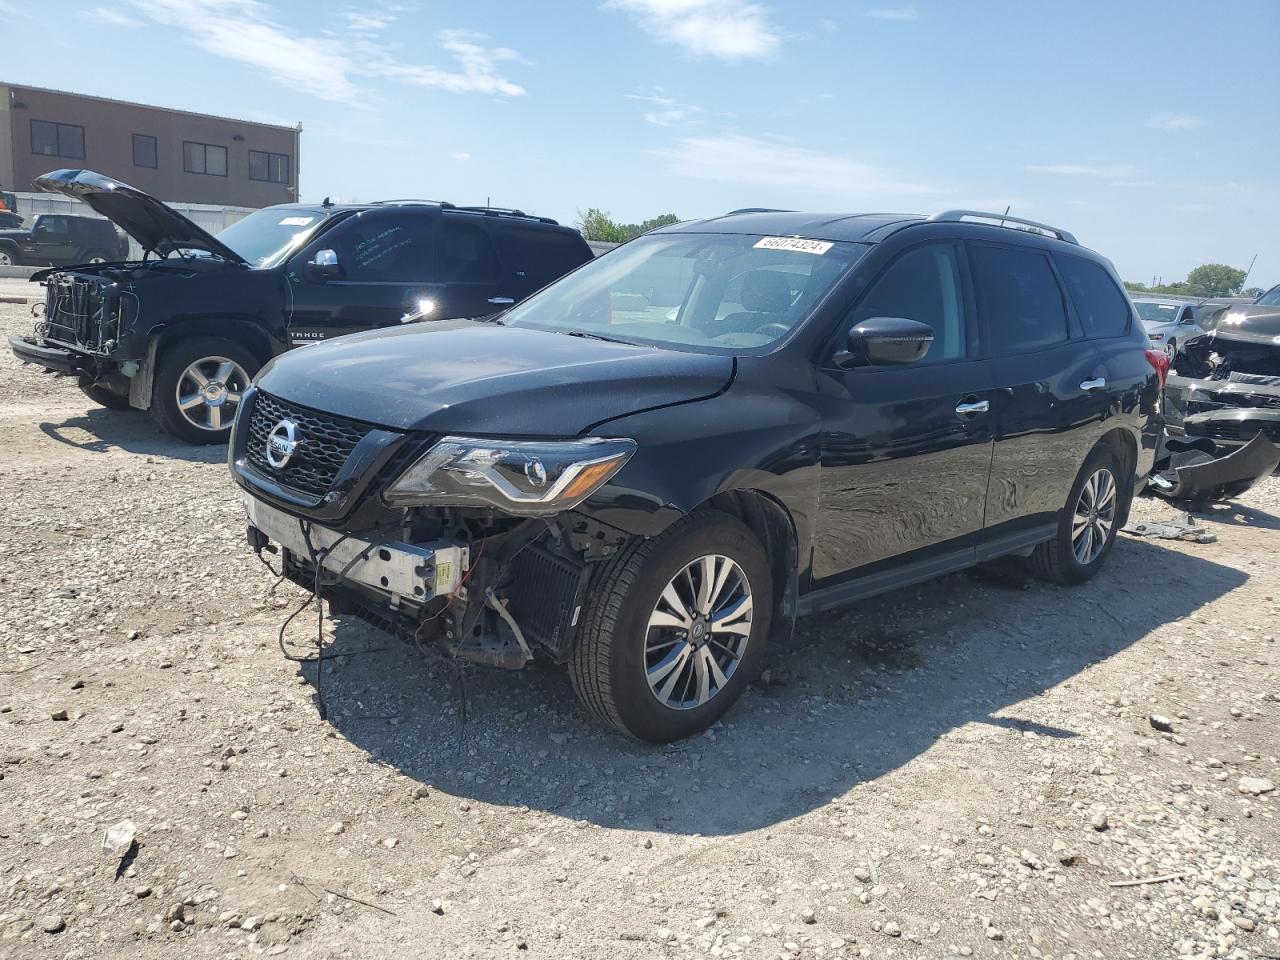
<box><xmin>834</xmin><ymin>316</ymin><xmax>935</xmax><ymax>368</ymax></box>
<box><xmin>305</xmin><ymin>248</ymin><xmax>342</xmax><ymax>281</ymax></box>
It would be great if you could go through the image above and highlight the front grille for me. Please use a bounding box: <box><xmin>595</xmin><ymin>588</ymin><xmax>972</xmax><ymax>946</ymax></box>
<box><xmin>245</xmin><ymin>391</ymin><xmax>373</xmax><ymax>496</ymax></box>
<box><xmin>1187</xmin><ymin>420</ymin><xmax>1280</xmax><ymax>443</ymax></box>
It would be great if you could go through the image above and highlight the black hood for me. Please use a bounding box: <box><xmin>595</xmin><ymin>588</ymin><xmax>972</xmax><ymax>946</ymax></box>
<box><xmin>34</xmin><ymin>169</ymin><xmax>247</xmax><ymax>264</ymax></box>
<box><xmin>256</xmin><ymin>320</ymin><xmax>734</xmax><ymax>435</ymax></box>
<box><xmin>1195</xmin><ymin>304</ymin><xmax>1280</xmax><ymax>348</ymax></box>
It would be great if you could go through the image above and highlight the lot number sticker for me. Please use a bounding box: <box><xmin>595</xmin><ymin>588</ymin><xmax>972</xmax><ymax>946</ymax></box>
<box><xmin>754</xmin><ymin>236</ymin><xmax>833</xmax><ymax>255</ymax></box>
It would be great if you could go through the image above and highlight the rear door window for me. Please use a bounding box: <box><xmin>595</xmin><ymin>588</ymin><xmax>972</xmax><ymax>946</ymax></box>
<box><xmin>1054</xmin><ymin>254</ymin><xmax>1131</xmax><ymax>338</ymax></box>
<box><xmin>439</xmin><ymin>219</ymin><xmax>500</xmax><ymax>283</ymax></box>
<box><xmin>505</xmin><ymin>227</ymin><xmax>591</xmax><ymax>284</ymax></box>
<box><xmin>969</xmin><ymin>244</ymin><xmax>1069</xmax><ymax>356</ymax></box>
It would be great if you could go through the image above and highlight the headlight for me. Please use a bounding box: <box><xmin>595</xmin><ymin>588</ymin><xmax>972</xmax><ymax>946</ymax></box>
<box><xmin>383</xmin><ymin>436</ymin><xmax>636</xmax><ymax>515</ymax></box>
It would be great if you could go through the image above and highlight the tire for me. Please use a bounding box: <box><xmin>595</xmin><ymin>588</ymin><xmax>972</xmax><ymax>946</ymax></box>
<box><xmin>150</xmin><ymin>337</ymin><xmax>259</xmax><ymax>444</ymax></box>
<box><xmin>81</xmin><ymin>249</ymin><xmax>112</xmax><ymax>265</ymax></box>
<box><xmin>77</xmin><ymin>376</ymin><xmax>133</xmax><ymax>411</ymax></box>
<box><xmin>570</xmin><ymin>512</ymin><xmax>773</xmax><ymax>743</ymax></box>
<box><xmin>1165</xmin><ymin>338</ymin><xmax>1177</xmax><ymax>361</ymax></box>
<box><xmin>0</xmin><ymin>245</ymin><xmax>17</xmax><ymax>267</ymax></box>
<box><xmin>1026</xmin><ymin>445</ymin><xmax>1128</xmax><ymax>585</ymax></box>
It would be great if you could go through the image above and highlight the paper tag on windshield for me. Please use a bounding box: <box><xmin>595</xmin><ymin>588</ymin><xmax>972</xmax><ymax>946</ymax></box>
<box><xmin>279</xmin><ymin>216</ymin><xmax>315</xmax><ymax>227</ymax></box>
<box><xmin>754</xmin><ymin>236</ymin><xmax>833</xmax><ymax>255</ymax></box>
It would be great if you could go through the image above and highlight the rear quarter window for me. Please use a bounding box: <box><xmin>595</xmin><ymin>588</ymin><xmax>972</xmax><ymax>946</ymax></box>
<box><xmin>506</xmin><ymin>227</ymin><xmax>592</xmax><ymax>283</ymax></box>
<box><xmin>1054</xmin><ymin>254</ymin><xmax>1132</xmax><ymax>338</ymax></box>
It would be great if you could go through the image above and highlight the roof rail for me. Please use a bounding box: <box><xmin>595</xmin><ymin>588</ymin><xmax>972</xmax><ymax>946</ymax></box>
<box><xmin>929</xmin><ymin>209</ymin><xmax>1077</xmax><ymax>245</ymax></box>
<box><xmin>369</xmin><ymin>199</ymin><xmax>456</xmax><ymax>208</ymax></box>
<box><xmin>451</xmin><ymin>205</ymin><xmax>559</xmax><ymax>226</ymax></box>
<box><xmin>725</xmin><ymin>207</ymin><xmax>795</xmax><ymax>215</ymax></box>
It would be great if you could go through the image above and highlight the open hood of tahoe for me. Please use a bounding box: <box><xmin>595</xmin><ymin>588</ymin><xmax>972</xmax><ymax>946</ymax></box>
<box><xmin>255</xmin><ymin>320</ymin><xmax>735</xmax><ymax>435</ymax></box>
<box><xmin>34</xmin><ymin>168</ymin><xmax>248</xmax><ymax>264</ymax></box>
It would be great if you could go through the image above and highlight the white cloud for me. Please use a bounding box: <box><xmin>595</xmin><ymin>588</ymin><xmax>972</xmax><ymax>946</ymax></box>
<box><xmin>1145</xmin><ymin>113</ymin><xmax>1202</xmax><ymax>131</ymax></box>
<box><xmin>1025</xmin><ymin>163</ymin><xmax>1137</xmax><ymax>179</ymax></box>
<box><xmin>658</xmin><ymin>134</ymin><xmax>941</xmax><ymax>197</ymax></box>
<box><xmin>93</xmin><ymin>6</ymin><xmax>141</xmax><ymax>25</ymax></box>
<box><xmin>866</xmin><ymin>6</ymin><xmax>920</xmax><ymax>20</ymax></box>
<box><xmin>607</xmin><ymin>0</ymin><xmax>781</xmax><ymax>61</ymax></box>
<box><xmin>378</xmin><ymin>30</ymin><xmax>526</xmax><ymax>97</ymax></box>
<box><xmin>626</xmin><ymin>90</ymin><xmax>703</xmax><ymax>127</ymax></box>
<box><xmin>452</xmin><ymin>151</ymin><xmax>472</xmax><ymax>161</ymax></box>
<box><xmin>345</xmin><ymin>10</ymin><xmax>396</xmax><ymax>35</ymax></box>
<box><xmin>129</xmin><ymin>1</ymin><xmax>526</xmax><ymax>103</ymax></box>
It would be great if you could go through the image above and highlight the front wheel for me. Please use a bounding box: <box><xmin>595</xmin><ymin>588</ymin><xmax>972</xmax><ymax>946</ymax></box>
<box><xmin>1026</xmin><ymin>446</ymin><xmax>1128</xmax><ymax>584</ymax></box>
<box><xmin>150</xmin><ymin>337</ymin><xmax>259</xmax><ymax>444</ymax></box>
<box><xmin>77</xmin><ymin>376</ymin><xmax>133</xmax><ymax>410</ymax></box>
<box><xmin>570</xmin><ymin>513</ymin><xmax>773</xmax><ymax>742</ymax></box>
<box><xmin>1165</xmin><ymin>338</ymin><xmax>1177</xmax><ymax>361</ymax></box>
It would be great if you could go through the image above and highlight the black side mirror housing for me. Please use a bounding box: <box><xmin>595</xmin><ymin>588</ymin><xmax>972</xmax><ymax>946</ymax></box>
<box><xmin>834</xmin><ymin>316</ymin><xmax>935</xmax><ymax>368</ymax></box>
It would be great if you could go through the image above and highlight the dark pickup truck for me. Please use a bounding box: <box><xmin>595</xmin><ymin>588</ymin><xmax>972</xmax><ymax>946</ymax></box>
<box><xmin>0</xmin><ymin>213</ymin><xmax>129</xmax><ymax>267</ymax></box>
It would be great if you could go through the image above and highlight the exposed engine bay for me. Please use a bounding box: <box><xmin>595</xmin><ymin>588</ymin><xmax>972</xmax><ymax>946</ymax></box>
<box><xmin>246</xmin><ymin>494</ymin><xmax>628</xmax><ymax>671</ymax></box>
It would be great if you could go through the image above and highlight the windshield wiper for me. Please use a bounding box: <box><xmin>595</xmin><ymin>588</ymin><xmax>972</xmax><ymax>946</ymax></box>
<box><xmin>562</xmin><ymin>329</ymin><xmax>636</xmax><ymax>345</ymax></box>
<box><xmin>471</xmin><ymin>312</ymin><xmax>508</xmax><ymax>324</ymax></box>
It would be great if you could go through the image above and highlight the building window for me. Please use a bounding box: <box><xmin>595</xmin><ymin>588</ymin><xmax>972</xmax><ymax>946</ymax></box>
<box><xmin>132</xmin><ymin>134</ymin><xmax>158</xmax><ymax>169</ymax></box>
<box><xmin>31</xmin><ymin>120</ymin><xmax>85</xmax><ymax>160</ymax></box>
<box><xmin>249</xmin><ymin>150</ymin><xmax>290</xmax><ymax>184</ymax></box>
<box><xmin>183</xmin><ymin>141</ymin><xmax>227</xmax><ymax>177</ymax></box>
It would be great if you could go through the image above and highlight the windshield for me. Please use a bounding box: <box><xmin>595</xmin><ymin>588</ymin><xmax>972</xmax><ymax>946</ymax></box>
<box><xmin>500</xmin><ymin>232</ymin><xmax>869</xmax><ymax>353</ymax></box>
<box><xmin>213</xmin><ymin>207</ymin><xmax>331</xmax><ymax>268</ymax></box>
<box><xmin>1133</xmin><ymin>300</ymin><xmax>1182</xmax><ymax>322</ymax></box>
<box><xmin>1256</xmin><ymin>286</ymin><xmax>1280</xmax><ymax>307</ymax></box>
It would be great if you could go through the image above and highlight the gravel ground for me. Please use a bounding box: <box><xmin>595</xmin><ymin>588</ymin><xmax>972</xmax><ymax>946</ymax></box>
<box><xmin>0</xmin><ymin>275</ymin><xmax>1277</xmax><ymax>960</ymax></box>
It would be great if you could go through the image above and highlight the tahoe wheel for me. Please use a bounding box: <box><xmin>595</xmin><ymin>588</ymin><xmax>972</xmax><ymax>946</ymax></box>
<box><xmin>151</xmin><ymin>337</ymin><xmax>259</xmax><ymax>444</ymax></box>
<box><xmin>1027</xmin><ymin>447</ymin><xmax>1127</xmax><ymax>585</ymax></box>
<box><xmin>570</xmin><ymin>513</ymin><xmax>772</xmax><ymax>742</ymax></box>
<box><xmin>77</xmin><ymin>376</ymin><xmax>133</xmax><ymax>411</ymax></box>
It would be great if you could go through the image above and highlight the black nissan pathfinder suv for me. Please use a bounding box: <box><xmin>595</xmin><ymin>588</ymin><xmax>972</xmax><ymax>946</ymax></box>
<box><xmin>231</xmin><ymin>209</ymin><xmax>1163</xmax><ymax>742</ymax></box>
<box><xmin>9</xmin><ymin>169</ymin><xmax>593</xmax><ymax>442</ymax></box>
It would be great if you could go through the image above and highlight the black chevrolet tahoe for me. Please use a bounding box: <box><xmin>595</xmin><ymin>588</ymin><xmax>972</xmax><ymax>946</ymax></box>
<box><xmin>0</xmin><ymin>212</ymin><xmax>129</xmax><ymax>267</ymax></box>
<box><xmin>9</xmin><ymin>169</ymin><xmax>593</xmax><ymax>442</ymax></box>
<box><xmin>231</xmin><ymin>209</ymin><xmax>1163</xmax><ymax>742</ymax></box>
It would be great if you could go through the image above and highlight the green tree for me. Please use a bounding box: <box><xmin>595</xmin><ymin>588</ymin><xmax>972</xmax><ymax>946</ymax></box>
<box><xmin>576</xmin><ymin>208</ymin><xmax>679</xmax><ymax>243</ymax></box>
<box><xmin>1243</xmin><ymin>286</ymin><xmax>1265</xmax><ymax>299</ymax></box>
<box><xmin>1185</xmin><ymin>263</ymin><xmax>1246</xmax><ymax>297</ymax></box>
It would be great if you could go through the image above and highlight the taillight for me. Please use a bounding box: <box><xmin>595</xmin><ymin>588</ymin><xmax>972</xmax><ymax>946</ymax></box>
<box><xmin>1145</xmin><ymin>349</ymin><xmax>1170</xmax><ymax>388</ymax></box>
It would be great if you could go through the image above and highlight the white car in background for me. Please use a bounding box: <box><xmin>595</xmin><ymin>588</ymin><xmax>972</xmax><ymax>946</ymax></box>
<box><xmin>1132</xmin><ymin>297</ymin><xmax>1204</xmax><ymax>361</ymax></box>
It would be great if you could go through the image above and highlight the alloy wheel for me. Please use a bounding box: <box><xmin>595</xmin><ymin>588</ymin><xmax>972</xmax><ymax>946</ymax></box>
<box><xmin>175</xmin><ymin>356</ymin><xmax>249</xmax><ymax>432</ymax></box>
<box><xmin>0</xmin><ymin>251</ymin><xmax>12</xmax><ymax>266</ymax></box>
<box><xmin>88</xmin><ymin>256</ymin><xmax>107</xmax><ymax>264</ymax></box>
<box><xmin>1072</xmin><ymin>467</ymin><xmax>1117</xmax><ymax>565</ymax></box>
<box><xmin>644</xmin><ymin>554</ymin><xmax>753</xmax><ymax>710</ymax></box>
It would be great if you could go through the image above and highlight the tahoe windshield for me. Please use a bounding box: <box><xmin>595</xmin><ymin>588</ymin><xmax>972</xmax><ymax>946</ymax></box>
<box><xmin>1256</xmin><ymin>286</ymin><xmax>1280</xmax><ymax>307</ymax></box>
<box><xmin>213</xmin><ymin>207</ymin><xmax>331</xmax><ymax>268</ymax></box>
<box><xmin>501</xmin><ymin>233</ymin><xmax>868</xmax><ymax>353</ymax></box>
<box><xmin>1134</xmin><ymin>301</ymin><xmax>1181</xmax><ymax>322</ymax></box>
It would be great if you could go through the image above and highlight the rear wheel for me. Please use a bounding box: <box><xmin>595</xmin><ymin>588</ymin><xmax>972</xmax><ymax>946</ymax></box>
<box><xmin>0</xmin><ymin>246</ymin><xmax>16</xmax><ymax>267</ymax></box>
<box><xmin>82</xmin><ymin>249</ymin><xmax>111</xmax><ymax>264</ymax></box>
<box><xmin>570</xmin><ymin>513</ymin><xmax>772</xmax><ymax>742</ymax></box>
<box><xmin>151</xmin><ymin>337</ymin><xmax>258</xmax><ymax>444</ymax></box>
<box><xmin>77</xmin><ymin>376</ymin><xmax>133</xmax><ymax>411</ymax></box>
<box><xmin>1027</xmin><ymin>446</ymin><xmax>1128</xmax><ymax>584</ymax></box>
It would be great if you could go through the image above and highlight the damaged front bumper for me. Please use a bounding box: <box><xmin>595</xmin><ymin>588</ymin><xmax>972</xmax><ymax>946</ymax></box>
<box><xmin>1148</xmin><ymin>431</ymin><xmax>1280</xmax><ymax>502</ymax></box>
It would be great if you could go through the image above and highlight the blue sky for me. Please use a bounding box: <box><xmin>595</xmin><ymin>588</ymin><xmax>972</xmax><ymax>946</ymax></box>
<box><xmin>4</xmin><ymin>0</ymin><xmax>1278</xmax><ymax>286</ymax></box>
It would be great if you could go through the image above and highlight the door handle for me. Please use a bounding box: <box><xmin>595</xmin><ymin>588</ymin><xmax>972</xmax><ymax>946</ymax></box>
<box><xmin>955</xmin><ymin>399</ymin><xmax>989</xmax><ymax>416</ymax></box>
<box><xmin>488</xmin><ymin>296</ymin><xmax>515</xmax><ymax>306</ymax></box>
<box><xmin>1080</xmin><ymin>377</ymin><xmax>1107</xmax><ymax>392</ymax></box>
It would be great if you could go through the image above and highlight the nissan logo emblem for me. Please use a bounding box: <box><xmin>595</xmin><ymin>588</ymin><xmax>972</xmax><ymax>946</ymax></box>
<box><xmin>266</xmin><ymin>419</ymin><xmax>301</xmax><ymax>469</ymax></box>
